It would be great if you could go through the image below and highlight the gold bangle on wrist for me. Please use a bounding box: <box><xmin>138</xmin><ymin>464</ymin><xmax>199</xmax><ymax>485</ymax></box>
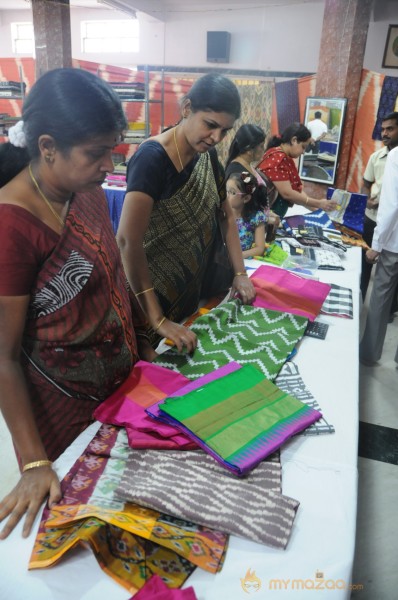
<box><xmin>235</xmin><ymin>272</ymin><xmax>248</xmax><ymax>277</ymax></box>
<box><xmin>135</xmin><ymin>287</ymin><xmax>154</xmax><ymax>297</ymax></box>
<box><xmin>154</xmin><ymin>315</ymin><xmax>166</xmax><ymax>331</ymax></box>
<box><xmin>305</xmin><ymin>196</ymin><xmax>309</xmax><ymax>206</ymax></box>
<box><xmin>22</xmin><ymin>460</ymin><xmax>52</xmax><ymax>473</ymax></box>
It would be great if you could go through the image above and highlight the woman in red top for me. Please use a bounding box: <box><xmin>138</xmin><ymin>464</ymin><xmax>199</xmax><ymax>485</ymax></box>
<box><xmin>257</xmin><ymin>123</ymin><xmax>337</xmax><ymax>218</ymax></box>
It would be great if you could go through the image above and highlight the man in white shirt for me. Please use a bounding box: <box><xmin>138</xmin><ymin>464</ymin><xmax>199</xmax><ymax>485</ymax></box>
<box><xmin>360</xmin><ymin>145</ymin><xmax>398</xmax><ymax>366</ymax></box>
<box><xmin>306</xmin><ymin>111</ymin><xmax>328</xmax><ymax>154</ymax></box>
<box><xmin>360</xmin><ymin>112</ymin><xmax>398</xmax><ymax>302</ymax></box>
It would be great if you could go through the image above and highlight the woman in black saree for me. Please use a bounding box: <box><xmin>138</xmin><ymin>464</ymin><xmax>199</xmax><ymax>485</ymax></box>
<box><xmin>117</xmin><ymin>73</ymin><xmax>255</xmax><ymax>353</ymax></box>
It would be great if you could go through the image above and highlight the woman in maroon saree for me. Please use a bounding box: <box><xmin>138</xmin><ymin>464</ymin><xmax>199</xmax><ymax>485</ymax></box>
<box><xmin>0</xmin><ymin>68</ymin><xmax>154</xmax><ymax>539</ymax></box>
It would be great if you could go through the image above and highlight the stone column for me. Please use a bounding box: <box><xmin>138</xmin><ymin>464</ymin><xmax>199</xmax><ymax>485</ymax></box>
<box><xmin>31</xmin><ymin>0</ymin><xmax>72</xmax><ymax>78</ymax></box>
<box><xmin>306</xmin><ymin>0</ymin><xmax>373</xmax><ymax>197</ymax></box>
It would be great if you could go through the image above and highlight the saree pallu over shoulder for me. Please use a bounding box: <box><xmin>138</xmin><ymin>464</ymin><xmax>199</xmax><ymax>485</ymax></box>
<box><xmin>22</xmin><ymin>188</ymin><xmax>140</xmax><ymax>460</ymax></box>
<box><xmin>144</xmin><ymin>152</ymin><xmax>219</xmax><ymax>323</ymax></box>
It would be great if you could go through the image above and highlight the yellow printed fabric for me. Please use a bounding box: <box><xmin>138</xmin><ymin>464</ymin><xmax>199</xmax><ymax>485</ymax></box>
<box><xmin>29</xmin><ymin>424</ymin><xmax>228</xmax><ymax>593</ymax></box>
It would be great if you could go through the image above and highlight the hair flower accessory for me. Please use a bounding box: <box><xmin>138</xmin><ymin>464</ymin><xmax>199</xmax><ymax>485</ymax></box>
<box><xmin>8</xmin><ymin>120</ymin><xmax>27</xmax><ymax>148</ymax></box>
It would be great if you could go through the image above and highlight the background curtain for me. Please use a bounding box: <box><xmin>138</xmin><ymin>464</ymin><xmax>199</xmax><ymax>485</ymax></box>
<box><xmin>217</xmin><ymin>80</ymin><xmax>273</xmax><ymax>167</ymax></box>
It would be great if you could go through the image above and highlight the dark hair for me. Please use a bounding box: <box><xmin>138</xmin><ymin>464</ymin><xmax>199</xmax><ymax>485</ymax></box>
<box><xmin>184</xmin><ymin>73</ymin><xmax>241</xmax><ymax>120</ymax></box>
<box><xmin>226</xmin><ymin>124</ymin><xmax>266</xmax><ymax>166</ymax></box>
<box><xmin>23</xmin><ymin>68</ymin><xmax>127</xmax><ymax>156</ymax></box>
<box><xmin>382</xmin><ymin>112</ymin><xmax>398</xmax><ymax>126</ymax></box>
<box><xmin>267</xmin><ymin>122</ymin><xmax>311</xmax><ymax>149</ymax></box>
<box><xmin>0</xmin><ymin>142</ymin><xmax>30</xmax><ymax>187</ymax></box>
<box><xmin>314</xmin><ymin>111</ymin><xmax>322</xmax><ymax>119</ymax></box>
<box><xmin>227</xmin><ymin>170</ymin><xmax>267</xmax><ymax>219</ymax></box>
<box><xmin>0</xmin><ymin>68</ymin><xmax>127</xmax><ymax>185</ymax></box>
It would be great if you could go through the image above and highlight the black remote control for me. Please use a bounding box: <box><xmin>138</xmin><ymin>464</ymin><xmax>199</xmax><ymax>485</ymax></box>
<box><xmin>305</xmin><ymin>321</ymin><xmax>329</xmax><ymax>340</ymax></box>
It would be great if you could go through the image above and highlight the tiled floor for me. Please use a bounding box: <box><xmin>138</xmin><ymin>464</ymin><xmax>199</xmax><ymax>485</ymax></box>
<box><xmin>351</xmin><ymin>278</ymin><xmax>398</xmax><ymax>600</ymax></box>
<box><xmin>0</xmin><ymin>289</ymin><xmax>396</xmax><ymax>599</ymax></box>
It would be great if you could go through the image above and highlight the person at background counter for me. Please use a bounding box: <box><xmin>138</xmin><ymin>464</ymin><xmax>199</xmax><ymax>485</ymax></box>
<box><xmin>257</xmin><ymin>123</ymin><xmax>337</xmax><ymax>218</ymax></box>
<box><xmin>225</xmin><ymin>123</ymin><xmax>280</xmax><ymax>235</ymax></box>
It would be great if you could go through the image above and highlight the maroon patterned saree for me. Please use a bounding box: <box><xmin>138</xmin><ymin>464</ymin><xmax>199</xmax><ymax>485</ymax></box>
<box><xmin>21</xmin><ymin>187</ymin><xmax>146</xmax><ymax>460</ymax></box>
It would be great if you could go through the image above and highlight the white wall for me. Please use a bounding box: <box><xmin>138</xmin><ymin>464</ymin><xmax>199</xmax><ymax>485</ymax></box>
<box><xmin>364</xmin><ymin>0</ymin><xmax>398</xmax><ymax>75</ymax></box>
<box><xmin>364</xmin><ymin>20</ymin><xmax>391</xmax><ymax>75</ymax></box>
<box><xmin>0</xmin><ymin>8</ymin><xmax>32</xmax><ymax>57</ymax></box>
<box><xmin>0</xmin><ymin>6</ymin><xmax>165</xmax><ymax>70</ymax></box>
<box><xmin>69</xmin><ymin>9</ymin><xmax>165</xmax><ymax>69</ymax></box>
<box><xmin>0</xmin><ymin>1</ymin><xmax>397</xmax><ymax>76</ymax></box>
<box><xmin>162</xmin><ymin>2</ymin><xmax>324</xmax><ymax>73</ymax></box>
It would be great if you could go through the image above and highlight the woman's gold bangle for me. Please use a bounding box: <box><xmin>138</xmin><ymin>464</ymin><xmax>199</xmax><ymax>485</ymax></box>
<box><xmin>135</xmin><ymin>287</ymin><xmax>154</xmax><ymax>297</ymax></box>
<box><xmin>154</xmin><ymin>315</ymin><xmax>166</xmax><ymax>331</ymax></box>
<box><xmin>235</xmin><ymin>272</ymin><xmax>248</xmax><ymax>277</ymax></box>
<box><xmin>22</xmin><ymin>460</ymin><xmax>52</xmax><ymax>473</ymax></box>
<box><xmin>305</xmin><ymin>196</ymin><xmax>309</xmax><ymax>206</ymax></box>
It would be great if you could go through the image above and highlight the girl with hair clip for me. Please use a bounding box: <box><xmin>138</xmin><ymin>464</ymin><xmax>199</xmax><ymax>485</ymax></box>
<box><xmin>226</xmin><ymin>171</ymin><xmax>267</xmax><ymax>259</ymax></box>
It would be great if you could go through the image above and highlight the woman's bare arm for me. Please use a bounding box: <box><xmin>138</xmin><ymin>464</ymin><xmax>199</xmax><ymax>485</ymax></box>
<box><xmin>117</xmin><ymin>191</ymin><xmax>197</xmax><ymax>353</ymax></box>
<box><xmin>273</xmin><ymin>180</ymin><xmax>337</xmax><ymax>212</ymax></box>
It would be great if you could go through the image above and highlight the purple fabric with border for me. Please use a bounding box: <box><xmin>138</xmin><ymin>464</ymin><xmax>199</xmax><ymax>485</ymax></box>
<box><xmin>158</xmin><ymin>405</ymin><xmax>321</xmax><ymax>476</ymax></box>
<box><xmin>152</xmin><ymin>363</ymin><xmax>321</xmax><ymax>476</ymax></box>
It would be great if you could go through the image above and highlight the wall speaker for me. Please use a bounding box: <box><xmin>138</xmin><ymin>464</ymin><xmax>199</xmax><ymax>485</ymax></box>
<box><xmin>206</xmin><ymin>31</ymin><xmax>231</xmax><ymax>63</ymax></box>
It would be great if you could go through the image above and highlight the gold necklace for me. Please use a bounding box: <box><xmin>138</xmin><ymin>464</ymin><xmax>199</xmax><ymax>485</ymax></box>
<box><xmin>28</xmin><ymin>164</ymin><xmax>67</xmax><ymax>228</ymax></box>
<box><xmin>173</xmin><ymin>126</ymin><xmax>184</xmax><ymax>171</ymax></box>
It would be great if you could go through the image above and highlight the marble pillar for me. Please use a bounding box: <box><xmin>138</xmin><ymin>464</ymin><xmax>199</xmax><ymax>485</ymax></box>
<box><xmin>31</xmin><ymin>0</ymin><xmax>72</xmax><ymax>78</ymax></box>
<box><xmin>306</xmin><ymin>0</ymin><xmax>373</xmax><ymax>198</ymax></box>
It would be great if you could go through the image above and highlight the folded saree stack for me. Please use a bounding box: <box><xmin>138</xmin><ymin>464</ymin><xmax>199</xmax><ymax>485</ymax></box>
<box><xmin>29</xmin><ymin>424</ymin><xmax>228</xmax><ymax>594</ymax></box>
<box><xmin>29</xmin><ymin>423</ymin><xmax>301</xmax><ymax>592</ymax></box>
<box><xmin>29</xmin><ymin>295</ymin><xmax>325</xmax><ymax>592</ymax></box>
<box><xmin>157</xmin><ymin>363</ymin><xmax>322</xmax><ymax>476</ymax></box>
<box><xmin>249</xmin><ymin>264</ymin><xmax>331</xmax><ymax>320</ymax></box>
<box><xmin>93</xmin><ymin>360</ymin><xmax>196</xmax><ymax>450</ymax></box>
<box><xmin>154</xmin><ymin>300</ymin><xmax>309</xmax><ymax>379</ymax></box>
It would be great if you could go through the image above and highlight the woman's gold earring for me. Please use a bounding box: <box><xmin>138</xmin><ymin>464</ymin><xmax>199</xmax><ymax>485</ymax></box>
<box><xmin>45</xmin><ymin>154</ymin><xmax>54</xmax><ymax>163</ymax></box>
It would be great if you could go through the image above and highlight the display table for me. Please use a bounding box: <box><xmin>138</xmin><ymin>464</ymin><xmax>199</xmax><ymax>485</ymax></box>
<box><xmin>0</xmin><ymin>248</ymin><xmax>361</xmax><ymax>600</ymax></box>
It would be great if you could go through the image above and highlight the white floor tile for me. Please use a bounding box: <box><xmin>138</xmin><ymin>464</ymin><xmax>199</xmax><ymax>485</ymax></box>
<box><xmin>352</xmin><ymin>458</ymin><xmax>398</xmax><ymax>599</ymax></box>
<box><xmin>354</xmin><ymin>274</ymin><xmax>398</xmax><ymax>599</ymax></box>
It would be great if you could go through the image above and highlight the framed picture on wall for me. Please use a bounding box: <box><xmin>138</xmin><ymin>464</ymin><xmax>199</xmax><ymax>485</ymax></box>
<box><xmin>382</xmin><ymin>24</ymin><xmax>398</xmax><ymax>68</ymax></box>
<box><xmin>298</xmin><ymin>97</ymin><xmax>347</xmax><ymax>186</ymax></box>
